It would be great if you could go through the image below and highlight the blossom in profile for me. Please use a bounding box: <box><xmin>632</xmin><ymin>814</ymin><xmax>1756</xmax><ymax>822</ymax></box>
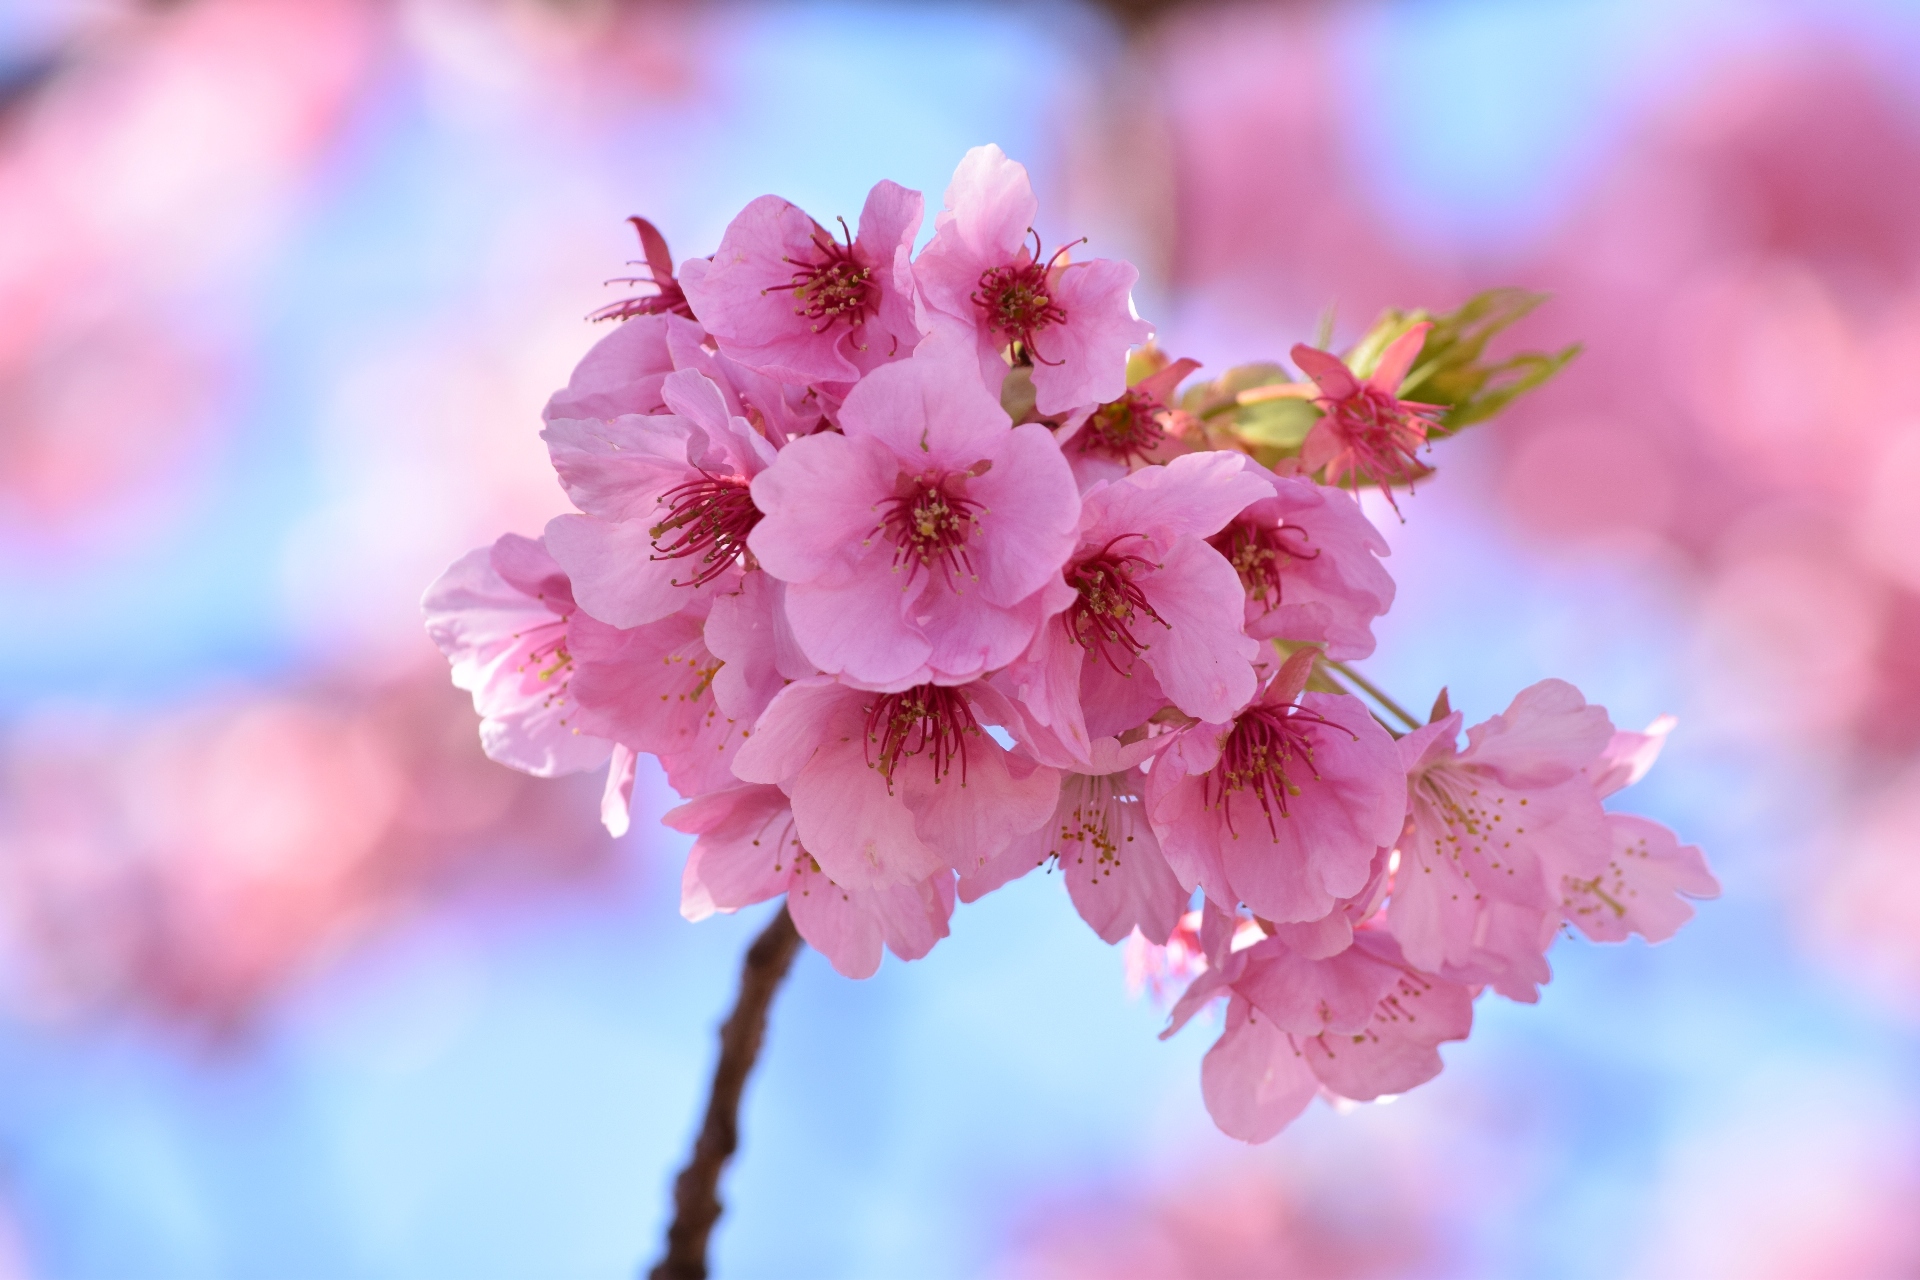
<box><xmin>1206</xmin><ymin>467</ymin><xmax>1396</xmax><ymax>659</ymax></box>
<box><xmin>668</xmin><ymin>783</ymin><xmax>954</xmax><ymax>978</ymax></box>
<box><xmin>961</xmin><ymin>736</ymin><xmax>1188</xmax><ymax>945</ymax></box>
<box><xmin>545</xmin><ymin>368</ymin><xmax>776</xmax><ymax>629</ymax></box>
<box><xmin>422</xmin><ymin>532</ymin><xmax>612</xmax><ymax>778</ymax></box>
<box><xmin>995</xmin><ymin>450</ymin><xmax>1269</xmax><ymax>764</ymax></box>
<box><xmin>1293</xmin><ymin>323</ymin><xmax>1444</xmax><ymax>513</ymax></box>
<box><xmin>679</xmin><ymin>182</ymin><xmax>924</xmax><ymax>384</ymax></box>
<box><xmin>1181</xmin><ymin>928</ymin><xmax>1474</xmax><ymax>1142</ymax></box>
<box><xmin>1147</xmin><ymin>653</ymin><xmax>1405</xmax><ymax>925</ymax></box>
<box><xmin>748</xmin><ymin>350</ymin><xmax>1080</xmax><ymax>688</ymax></box>
<box><xmin>915</xmin><ymin>145</ymin><xmax>1152</xmax><ymax>414</ymax></box>
<box><xmin>1389</xmin><ymin>679</ymin><xmax>1615</xmax><ymax>1000</ymax></box>
<box><xmin>1562</xmin><ymin>717</ymin><xmax>1719</xmax><ymax>942</ymax></box>
<box><xmin>731</xmin><ymin>676</ymin><xmax>1060</xmax><ymax>890</ymax></box>
<box><xmin>590</xmin><ymin>217</ymin><xmax>697</xmax><ymax>323</ymax></box>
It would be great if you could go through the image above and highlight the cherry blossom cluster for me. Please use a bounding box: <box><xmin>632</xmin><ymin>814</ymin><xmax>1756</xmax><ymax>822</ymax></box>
<box><xmin>423</xmin><ymin>146</ymin><xmax>1717</xmax><ymax>1141</ymax></box>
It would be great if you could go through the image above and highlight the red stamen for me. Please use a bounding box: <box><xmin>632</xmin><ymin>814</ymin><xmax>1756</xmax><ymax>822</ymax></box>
<box><xmin>592</xmin><ymin>216</ymin><xmax>695</xmax><ymax>322</ymax></box>
<box><xmin>1078</xmin><ymin>388</ymin><xmax>1166</xmax><ymax>463</ymax></box>
<box><xmin>649</xmin><ymin>474</ymin><xmax>761</xmax><ymax>586</ymax></box>
<box><xmin>1203</xmin><ymin>702</ymin><xmax>1353</xmax><ymax>838</ymax></box>
<box><xmin>875</xmin><ymin>473</ymin><xmax>983</xmax><ymax>588</ymax></box>
<box><xmin>1207</xmin><ymin>518</ymin><xmax>1320</xmax><ymax>611</ymax></box>
<box><xmin>1316</xmin><ymin>384</ymin><xmax>1444</xmax><ymax>514</ymax></box>
<box><xmin>864</xmin><ymin>684</ymin><xmax>980</xmax><ymax>787</ymax></box>
<box><xmin>764</xmin><ymin>216</ymin><xmax>877</xmax><ymax>334</ymax></box>
<box><xmin>1064</xmin><ymin>536</ymin><xmax>1165</xmax><ymax>672</ymax></box>
<box><xmin>971</xmin><ymin>230</ymin><xmax>1080</xmax><ymax>366</ymax></box>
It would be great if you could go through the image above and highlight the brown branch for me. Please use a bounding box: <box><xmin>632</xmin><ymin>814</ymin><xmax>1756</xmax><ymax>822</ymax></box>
<box><xmin>649</xmin><ymin>904</ymin><xmax>805</xmax><ymax>1280</ymax></box>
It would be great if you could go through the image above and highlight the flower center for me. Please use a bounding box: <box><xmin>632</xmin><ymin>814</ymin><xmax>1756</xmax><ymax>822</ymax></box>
<box><xmin>1064</xmin><ymin>537</ymin><xmax>1165</xmax><ymax>671</ymax></box>
<box><xmin>650</xmin><ymin>474</ymin><xmax>761</xmax><ymax>587</ymax></box>
<box><xmin>1079</xmin><ymin>389</ymin><xmax>1166</xmax><ymax>463</ymax></box>
<box><xmin>971</xmin><ymin>230</ymin><xmax>1077</xmax><ymax>365</ymax></box>
<box><xmin>1048</xmin><ymin>772</ymin><xmax>1147</xmax><ymax>877</ymax></box>
<box><xmin>1207</xmin><ymin>518</ymin><xmax>1319</xmax><ymax>611</ymax></box>
<box><xmin>766</xmin><ymin>216</ymin><xmax>876</xmax><ymax>333</ymax></box>
<box><xmin>876</xmin><ymin>474</ymin><xmax>983</xmax><ymax>587</ymax></box>
<box><xmin>864</xmin><ymin>684</ymin><xmax>980</xmax><ymax>786</ymax></box>
<box><xmin>1204</xmin><ymin>703</ymin><xmax>1348</xmax><ymax>837</ymax></box>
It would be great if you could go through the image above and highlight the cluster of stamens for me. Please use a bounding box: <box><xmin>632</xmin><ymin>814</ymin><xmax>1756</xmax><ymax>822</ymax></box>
<box><xmin>514</xmin><ymin>621</ymin><xmax>576</xmax><ymax>720</ymax></box>
<box><xmin>876</xmin><ymin>474</ymin><xmax>983</xmax><ymax>587</ymax></box>
<box><xmin>971</xmin><ymin>229</ymin><xmax>1076</xmax><ymax>365</ymax></box>
<box><xmin>1080</xmin><ymin>389</ymin><xmax>1166</xmax><ymax>463</ymax></box>
<box><xmin>1205</xmin><ymin>702</ymin><xmax>1350</xmax><ymax>837</ymax></box>
<box><xmin>864</xmin><ymin>684</ymin><xmax>980</xmax><ymax>786</ymax></box>
<box><xmin>1047</xmin><ymin>774</ymin><xmax>1142</xmax><ymax>880</ymax></box>
<box><xmin>1207</xmin><ymin>518</ymin><xmax>1319</xmax><ymax>610</ymax></box>
<box><xmin>650</xmin><ymin>474</ymin><xmax>762</xmax><ymax>586</ymax></box>
<box><xmin>765</xmin><ymin>216</ymin><xmax>877</xmax><ymax>334</ymax></box>
<box><xmin>1318</xmin><ymin>384</ymin><xmax>1444</xmax><ymax>512</ymax></box>
<box><xmin>1064</xmin><ymin>537</ymin><xmax>1165</xmax><ymax>671</ymax></box>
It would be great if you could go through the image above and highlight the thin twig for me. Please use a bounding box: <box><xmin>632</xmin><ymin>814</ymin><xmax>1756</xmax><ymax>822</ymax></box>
<box><xmin>649</xmin><ymin>905</ymin><xmax>805</xmax><ymax>1280</ymax></box>
<box><xmin>1323</xmin><ymin>658</ymin><xmax>1422</xmax><ymax>730</ymax></box>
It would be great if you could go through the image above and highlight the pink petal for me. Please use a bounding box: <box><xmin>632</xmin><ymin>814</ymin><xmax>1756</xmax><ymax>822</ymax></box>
<box><xmin>835</xmin><ymin>344</ymin><xmax>1014</xmax><ymax>474</ymax></box>
<box><xmin>544</xmin><ymin>513</ymin><xmax>702</xmax><ymax>630</ymax></box>
<box><xmin>1368</xmin><ymin>321</ymin><xmax>1432</xmax><ymax>394</ymax></box>
<box><xmin>1027</xmin><ymin>257</ymin><xmax>1154</xmax><ymax>415</ymax></box>
<box><xmin>791</xmin><ymin>734</ymin><xmax>948</xmax><ymax>890</ymax></box>
<box><xmin>601</xmin><ymin>744</ymin><xmax>638</xmax><ymax>838</ymax></box>
<box><xmin>1561</xmin><ymin>813</ymin><xmax>1719</xmax><ymax>944</ymax></box>
<box><xmin>1081</xmin><ymin>450</ymin><xmax>1269</xmax><ymax>547</ymax></box>
<box><xmin>747</xmin><ymin>430</ymin><xmax>900</xmax><ymax>586</ymax></box>
<box><xmin>1060</xmin><ymin>788</ymin><xmax>1188</xmax><ymax>945</ymax></box>
<box><xmin>1201</xmin><ymin>994</ymin><xmax>1320</xmax><ymax>1143</ymax></box>
<box><xmin>543</xmin><ymin>313</ymin><xmax>675</xmax><ymax>422</ymax></box>
<box><xmin>1461</xmin><ymin>679</ymin><xmax>1615</xmax><ymax>787</ymax></box>
<box><xmin>668</xmin><ymin>783</ymin><xmax>797</xmax><ymax>921</ymax></box>
<box><xmin>1289</xmin><ymin>344</ymin><xmax>1360</xmax><ymax>399</ymax></box>
<box><xmin>541</xmin><ymin>412</ymin><xmax>694</xmax><ymax>523</ymax></box>
<box><xmin>1136</xmin><ymin>537</ymin><xmax>1260</xmax><ymax>724</ymax></box>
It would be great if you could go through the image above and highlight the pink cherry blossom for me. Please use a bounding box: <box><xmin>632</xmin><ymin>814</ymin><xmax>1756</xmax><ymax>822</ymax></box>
<box><xmin>1207</xmin><ymin>468</ymin><xmax>1396</xmax><ymax>659</ymax></box>
<box><xmin>730</xmin><ymin>676</ymin><xmax>1060</xmax><ymax>891</ymax></box>
<box><xmin>1147</xmin><ymin>658</ymin><xmax>1405</xmax><ymax>925</ymax></box>
<box><xmin>995</xmin><ymin>450</ymin><xmax>1270</xmax><ymax>764</ymax></box>
<box><xmin>960</xmin><ymin>737</ymin><xmax>1189</xmax><ymax>945</ymax></box>
<box><xmin>422</xmin><ymin>533</ymin><xmax>612</xmax><ymax>777</ymax></box>
<box><xmin>1185</xmin><ymin>929</ymin><xmax>1475</xmax><ymax>1142</ymax></box>
<box><xmin>915</xmin><ymin>145</ymin><xmax>1153</xmax><ymax>415</ymax></box>
<box><xmin>678</xmin><ymin>182</ymin><xmax>924</xmax><ymax>384</ymax></box>
<box><xmin>666</xmin><ymin>783</ymin><xmax>954</xmax><ymax>979</ymax></box>
<box><xmin>1293</xmin><ymin>323</ymin><xmax>1444</xmax><ymax>514</ymax></box>
<box><xmin>1056</xmin><ymin>356</ymin><xmax>1203</xmax><ymax>487</ymax></box>
<box><xmin>544</xmin><ymin>367</ymin><xmax>776</xmax><ymax>629</ymax></box>
<box><xmin>1388</xmin><ymin>679</ymin><xmax>1615</xmax><ymax>1001</ymax></box>
<box><xmin>746</xmin><ymin>349</ymin><xmax>1080</xmax><ymax>689</ymax></box>
<box><xmin>1561</xmin><ymin>716</ymin><xmax>1719</xmax><ymax>942</ymax></box>
<box><xmin>565</xmin><ymin>600</ymin><xmax>755</xmax><ymax>800</ymax></box>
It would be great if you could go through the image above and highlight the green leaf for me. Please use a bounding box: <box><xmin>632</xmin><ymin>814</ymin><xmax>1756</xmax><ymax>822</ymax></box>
<box><xmin>1346</xmin><ymin>288</ymin><xmax>1578</xmax><ymax>432</ymax></box>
